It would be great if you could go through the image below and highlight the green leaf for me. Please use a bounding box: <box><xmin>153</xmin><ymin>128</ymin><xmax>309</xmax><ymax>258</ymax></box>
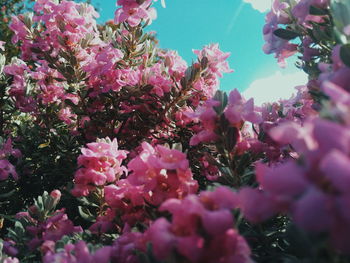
<box><xmin>213</xmin><ymin>90</ymin><xmax>228</xmax><ymax>115</ymax></box>
<box><xmin>340</xmin><ymin>44</ymin><xmax>350</xmax><ymax>67</ymax></box>
<box><xmin>273</xmin><ymin>28</ymin><xmax>300</xmax><ymax>40</ymax></box>
<box><xmin>0</xmin><ymin>189</ymin><xmax>16</xmax><ymax>199</ymax></box>
<box><xmin>309</xmin><ymin>5</ymin><xmax>328</xmax><ymax>16</ymax></box>
<box><xmin>78</xmin><ymin>206</ymin><xmax>95</xmax><ymax>222</ymax></box>
<box><xmin>14</xmin><ymin>221</ymin><xmax>25</xmax><ymax>236</ymax></box>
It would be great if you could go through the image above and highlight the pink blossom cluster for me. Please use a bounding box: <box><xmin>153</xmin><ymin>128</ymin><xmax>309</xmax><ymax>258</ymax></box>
<box><xmin>193</xmin><ymin>44</ymin><xmax>233</xmax><ymax>78</ymax></box>
<box><xmin>126</xmin><ymin>142</ymin><xmax>198</xmax><ymax>205</ymax></box>
<box><xmin>3</xmin><ymin>59</ymin><xmax>37</xmax><ymax>112</ymax></box>
<box><xmin>318</xmin><ymin>45</ymin><xmax>350</xmax><ymax>124</ymax></box>
<box><xmin>225</xmin><ymin>89</ymin><xmax>262</xmax><ymax>126</ymax></box>
<box><xmin>72</xmin><ymin>138</ymin><xmax>128</xmax><ymax>197</ymax></box>
<box><xmin>142</xmin><ymin>187</ymin><xmax>252</xmax><ymax>263</ymax></box>
<box><xmin>240</xmin><ymin>118</ymin><xmax>350</xmax><ymax>253</ymax></box>
<box><xmin>43</xmin><ymin>241</ymin><xmax>112</xmax><ymax>263</ymax></box>
<box><xmin>21</xmin><ymin>209</ymin><xmax>82</xmax><ymax>251</ymax></box>
<box><xmin>292</xmin><ymin>0</ymin><xmax>330</xmax><ymax>26</ymax></box>
<box><xmin>11</xmin><ymin>0</ymin><xmax>101</xmax><ymax>61</ymax></box>
<box><xmin>115</xmin><ymin>0</ymin><xmax>157</xmax><ymax>27</ymax></box>
<box><xmin>6</xmin><ymin>0</ymin><xmax>103</xmax><ymax>112</ymax></box>
<box><xmin>192</xmin><ymin>44</ymin><xmax>233</xmax><ymax>100</ymax></box>
<box><xmin>87</xmin><ymin>187</ymin><xmax>251</xmax><ymax>263</ymax></box>
<box><xmin>189</xmin><ymin>99</ymin><xmax>220</xmax><ymax>146</ymax></box>
<box><xmin>190</xmin><ymin>89</ymin><xmax>261</xmax><ymax>147</ymax></box>
<box><xmin>263</xmin><ymin>0</ymin><xmax>297</xmax><ymax>67</ymax></box>
<box><xmin>4</xmin><ymin>190</ymin><xmax>82</xmax><ymax>257</ymax></box>
<box><xmin>100</xmin><ymin>142</ymin><xmax>198</xmax><ymax>228</ymax></box>
<box><xmin>0</xmin><ymin>138</ymin><xmax>21</xmax><ymax>181</ymax></box>
<box><xmin>3</xmin><ymin>0</ymin><xmax>233</xmax><ymax>145</ymax></box>
<box><xmin>263</xmin><ymin>0</ymin><xmax>330</xmax><ymax>67</ymax></box>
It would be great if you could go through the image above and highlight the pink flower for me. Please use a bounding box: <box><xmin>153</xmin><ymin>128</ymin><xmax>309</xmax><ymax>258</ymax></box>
<box><xmin>263</xmin><ymin>1</ymin><xmax>298</xmax><ymax>67</ymax></box>
<box><xmin>193</xmin><ymin>43</ymin><xmax>233</xmax><ymax>78</ymax></box>
<box><xmin>188</xmin><ymin>99</ymin><xmax>220</xmax><ymax>146</ymax></box>
<box><xmin>115</xmin><ymin>0</ymin><xmax>157</xmax><ymax>27</ymax></box>
<box><xmin>239</xmin><ymin>187</ymin><xmax>278</xmax><ymax>224</ymax></box>
<box><xmin>72</xmin><ymin>138</ymin><xmax>128</xmax><ymax>197</ymax></box>
<box><xmin>3</xmin><ymin>258</ymin><xmax>19</xmax><ymax>263</ymax></box>
<box><xmin>225</xmin><ymin>89</ymin><xmax>262</xmax><ymax>126</ymax></box>
<box><xmin>43</xmin><ymin>241</ymin><xmax>112</xmax><ymax>263</ymax></box>
<box><xmin>111</xmin><ymin>225</ymin><xmax>145</xmax><ymax>263</ymax></box>
<box><xmin>246</xmin><ymin>117</ymin><xmax>350</xmax><ymax>253</ymax></box>
<box><xmin>126</xmin><ymin>142</ymin><xmax>198</xmax><ymax>206</ymax></box>
<box><xmin>144</xmin><ymin>187</ymin><xmax>251</xmax><ymax>263</ymax></box>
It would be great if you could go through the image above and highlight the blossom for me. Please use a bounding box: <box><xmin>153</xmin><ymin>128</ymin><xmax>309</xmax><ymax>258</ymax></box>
<box><xmin>262</xmin><ymin>1</ymin><xmax>298</xmax><ymax>67</ymax></box>
<box><xmin>144</xmin><ymin>187</ymin><xmax>252</xmax><ymax>263</ymax></box>
<box><xmin>242</xmin><ymin>118</ymin><xmax>350</xmax><ymax>253</ymax></box>
<box><xmin>193</xmin><ymin>43</ymin><xmax>233</xmax><ymax>78</ymax></box>
<box><xmin>0</xmin><ymin>138</ymin><xmax>21</xmax><ymax>181</ymax></box>
<box><xmin>115</xmin><ymin>0</ymin><xmax>157</xmax><ymax>27</ymax></box>
<box><xmin>189</xmin><ymin>99</ymin><xmax>220</xmax><ymax>146</ymax></box>
<box><xmin>126</xmin><ymin>142</ymin><xmax>198</xmax><ymax>206</ymax></box>
<box><xmin>225</xmin><ymin>89</ymin><xmax>262</xmax><ymax>126</ymax></box>
<box><xmin>72</xmin><ymin>138</ymin><xmax>128</xmax><ymax>197</ymax></box>
<box><xmin>43</xmin><ymin>241</ymin><xmax>112</xmax><ymax>263</ymax></box>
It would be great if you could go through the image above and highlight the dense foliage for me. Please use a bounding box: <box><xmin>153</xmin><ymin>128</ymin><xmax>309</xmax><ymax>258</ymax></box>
<box><xmin>0</xmin><ymin>0</ymin><xmax>350</xmax><ymax>262</ymax></box>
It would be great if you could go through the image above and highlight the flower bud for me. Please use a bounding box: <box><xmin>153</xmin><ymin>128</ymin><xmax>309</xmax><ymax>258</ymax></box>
<box><xmin>50</xmin><ymin>189</ymin><xmax>61</xmax><ymax>205</ymax></box>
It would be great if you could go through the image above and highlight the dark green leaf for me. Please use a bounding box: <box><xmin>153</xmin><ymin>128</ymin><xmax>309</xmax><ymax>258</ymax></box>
<box><xmin>213</xmin><ymin>90</ymin><xmax>228</xmax><ymax>115</ymax></box>
<box><xmin>78</xmin><ymin>206</ymin><xmax>95</xmax><ymax>222</ymax></box>
<box><xmin>309</xmin><ymin>5</ymin><xmax>328</xmax><ymax>16</ymax></box>
<box><xmin>273</xmin><ymin>29</ymin><xmax>300</xmax><ymax>40</ymax></box>
<box><xmin>340</xmin><ymin>44</ymin><xmax>350</xmax><ymax>67</ymax></box>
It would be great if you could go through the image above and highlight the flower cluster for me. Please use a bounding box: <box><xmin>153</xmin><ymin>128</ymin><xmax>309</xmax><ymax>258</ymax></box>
<box><xmin>115</xmin><ymin>0</ymin><xmax>157</xmax><ymax>27</ymax></box>
<box><xmin>43</xmin><ymin>241</ymin><xmax>112</xmax><ymax>263</ymax></box>
<box><xmin>72</xmin><ymin>138</ymin><xmax>128</xmax><ymax>197</ymax></box>
<box><xmin>239</xmin><ymin>118</ymin><xmax>350</xmax><ymax>253</ymax></box>
<box><xmin>0</xmin><ymin>138</ymin><xmax>21</xmax><ymax>181</ymax></box>
<box><xmin>101</xmin><ymin>142</ymin><xmax>198</xmax><ymax>227</ymax></box>
<box><xmin>143</xmin><ymin>187</ymin><xmax>252</xmax><ymax>263</ymax></box>
<box><xmin>263</xmin><ymin>0</ymin><xmax>330</xmax><ymax>67</ymax></box>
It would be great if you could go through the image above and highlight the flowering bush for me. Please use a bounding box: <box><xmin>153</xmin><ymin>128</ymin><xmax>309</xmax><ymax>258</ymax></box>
<box><xmin>0</xmin><ymin>0</ymin><xmax>350</xmax><ymax>262</ymax></box>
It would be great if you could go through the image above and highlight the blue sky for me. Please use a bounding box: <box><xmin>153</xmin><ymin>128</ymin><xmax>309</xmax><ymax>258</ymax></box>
<box><xmin>92</xmin><ymin>0</ymin><xmax>307</xmax><ymax>104</ymax></box>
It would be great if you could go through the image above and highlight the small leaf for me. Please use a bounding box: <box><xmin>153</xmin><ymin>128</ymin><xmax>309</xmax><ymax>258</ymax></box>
<box><xmin>14</xmin><ymin>221</ymin><xmax>25</xmax><ymax>236</ymax></box>
<box><xmin>340</xmin><ymin>44</ymin><xmax>350</xmax><ymax>67</ymax></box>
<box><xmin>226</xmin><ymin>127</ymin><xmax>239</xmax><ymax>152</ymax></box>
<box><xmin>38</xmin><ymin>142</ymin><xmax>50</xmax><ymax>149</ymax></box>
<box><xmin>273</xmin><ymin>28</ymin><xmax>300</xmax><ymax>40</ymax></box>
